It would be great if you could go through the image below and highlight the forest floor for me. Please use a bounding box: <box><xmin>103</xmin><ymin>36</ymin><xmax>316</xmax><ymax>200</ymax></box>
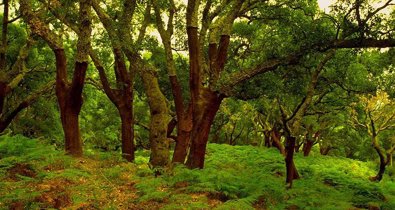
<box><xmin>0</xmin><ymin>135</ymin><xmax>395</xmax><ymax>210</ymax></box>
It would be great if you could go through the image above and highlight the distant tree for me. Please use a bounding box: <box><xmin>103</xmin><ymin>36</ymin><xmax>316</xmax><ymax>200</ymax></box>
<box><xmin>254</xmin><ymin>98</ymin><xmax>285</xmax><ymax>155</ymax></box>
<box><xmin>351</xmin><ymin>90</ymin><xmax>395</xmax><ymax>181</ymax></box>
<box><xmin>209</xmin><ymin>99</ymin><xmax>257</xmax><ymax>146</ymax></box>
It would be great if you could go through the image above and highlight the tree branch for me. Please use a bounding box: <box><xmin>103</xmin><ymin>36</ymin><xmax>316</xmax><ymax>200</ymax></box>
<box><xmin>0</xmin><ymin>80</ymin><xmax>55</xmax><ymax>131</ymax></box>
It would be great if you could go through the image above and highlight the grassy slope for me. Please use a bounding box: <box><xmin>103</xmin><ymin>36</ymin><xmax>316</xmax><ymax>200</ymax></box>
<box><xmin>0</xmin><ymin>135</ymin><xmax>394</xmax><ymax>210</ymax></box>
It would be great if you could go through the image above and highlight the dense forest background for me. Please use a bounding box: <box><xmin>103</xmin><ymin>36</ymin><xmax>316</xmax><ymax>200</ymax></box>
<box><xmin>1</xmin><ymin>0</ymin><xmax>395</xmax><ymax>209</ymax></box>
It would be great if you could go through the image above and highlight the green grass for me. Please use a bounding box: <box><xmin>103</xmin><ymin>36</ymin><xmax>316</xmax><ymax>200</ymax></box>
<box><xmin>0</xmin><ymin>135</ymin><xmax>394</xmax><ymax>209</ymax></box>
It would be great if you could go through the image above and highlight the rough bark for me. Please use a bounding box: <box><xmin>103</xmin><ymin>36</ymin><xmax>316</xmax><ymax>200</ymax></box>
<box><xmin>169</xmin><ymin>75</ymin><xmax>192</xmax><ymax>164</ymax></box>
<box><xmin>58</xmin><ymin>0</ymin><xmax>91</xmax><ymax>156</ymax></box>
<box><xmin>21</xmin><ymin>0</ymin><xmax>91</xmax><ymax>156</ymax></box>
<box><xmin>371</xmin><ymin>150</ymin><xmax>387</xmax><ymax>181</ymax></box>
<box><xmin>0</xmin><ymin>0</ymin><xmax>9</xmax><ymax>71</ymax></box>
<box><xmin>370</xmin><ymin>135</ymin><xmax>390</xmax><ymax>182</ymax></box>
<box><xmin>0</xmin><ymin>81</ymin><xmax>55</xmax><ymax>133</ymax></box>
<box><xmin>186</xmin><ymin>89</ymin><xmax>223</xmax><ymax>169</ymax></box>
<box><xmin>320</xmin><ymin>146</ymin><xmax>332</xmax><ymax>155</ymax></box>
<box><xmin>119</xmin><ymin>106</ymin><xmax>134</xmax><ymax>162</ymax></box>
<box><xmin>140</xmin><ymin>67</ymin><xmax>171</xmax><ymax>168</ymax></box>
<box><xmin>303</xmin><ymin>139</ymin><xmax>314</xmax><ymax>157</ymax></box>
<box><xmin>57</xmin><ymin>58</ymin><xmax>88</xmax><ymax>157</ymax></box>
<box><xmin>89</xmin><ymin>0</ymin><xmax>137</xmax><ymax>161</ymax></box>
<box><xmin>62</xmin><ymin>107</ymin><xmax>83</xmax><ymax>156</ymax></box>
<box><xmin>284</xmin><ymin>135</ymin><xmax>300</xmax><ymax>188</ymax></box>
<box><xmin>264</xmin><ymin>131</ymin><xmax>271</xmax><ymax>147</ymax></box>
<box><xmin>90</xmin><ymin>49</ymin><xmax>135</xmax><ymax>162</ymax></box>
<box><xmin>152</xmin><ymin>1</ymin><xmax>193</xmax><ymax>164</ymax></box>
<box><xmin>270</xmin><ymin>129</ymin><xmax>286</xmax><ymax>155</ymax></box>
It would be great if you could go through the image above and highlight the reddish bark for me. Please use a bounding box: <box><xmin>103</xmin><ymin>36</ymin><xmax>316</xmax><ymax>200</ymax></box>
<box><xmin>303</xmin><ymin>140</ymin><xmax>314</xmax><ymax>157</ymax></box>
<box><xmin>114</xmin><ymin>49</ymin><xmax>135</xmax><ymax>162</ymax></box>
<box><xmin>169</xmin><ymin>74</ymin><xmax>193</xmax><ymax>164</ymax></box>
<box><xmin>188</xmin><ymin>26</ymin><xmax>201</xmax><ymax>113</ymax></box>
<box><xmin>62</xmin><ymin>109</ymin><xmax>83</xmax><ymax>156</ymax></box>
<box><xmin>120</xmin><ymin>107</ymin><xmax>134</xmax><ymax>162</ymax></box>
<box><xmin>285</xmin><ymin>136</ymin><xmax>300</xmax><ymax>187</ymax></box>
<box><xmin>172</xmin><ymin>124</ymin><xmax>192</xmax><ymax>163</ymax></box>
<box><xmin>55</xmin><ymin>50</ymin><xmax>87</xmax><ymax>157</ymax></box>
<box><xmin>186</xmin><ymin>89</ymin><xmax>223</xmax><ymax>169</ymax></box>
<box><xmin>91</xmin><ymin>48</ymin><xmax>135</xmax><ymax>162</ymax></box>
<box><xmin>172</xmin><ymin>110</ymin><xmax>192</xmax><ymax>163</ymax></box>
<box><xmin>270</xmin><ymin>129</ymin><xmax>286</xmax><ymax>155</ymax></box>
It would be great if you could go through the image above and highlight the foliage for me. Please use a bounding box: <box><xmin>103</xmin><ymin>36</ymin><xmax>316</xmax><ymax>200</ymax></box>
<box><xmin>210</xmin><ymin>99</ymin><xmax>259</xmax><ymax>145</ymax></box>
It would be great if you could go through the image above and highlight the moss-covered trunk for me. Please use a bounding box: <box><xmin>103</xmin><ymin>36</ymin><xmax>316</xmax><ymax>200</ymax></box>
<box><xmin>371</xmin><ymin>136</ymin><xmax>389</xmax><ymax>182</ymax></box>
<box><xmin>264</xmin><ymin>131</ymin><xmax>271</xmax><ymax>147</ymax></box>
<box><xmin>140</xmin><ymin>68</ymin><xmax>171</xmax><ymax>168</ymax></box>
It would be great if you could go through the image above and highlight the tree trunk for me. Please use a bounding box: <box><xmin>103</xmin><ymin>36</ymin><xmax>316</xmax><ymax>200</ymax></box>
<box><xmin>0</xmin><ymin>82</ymin><xmax>8</xmax><ymax>115</ymax></box>
<box><xmin>295</xmin><ymin>141</ymin><xmax>303</xmax><ymax>153</ymax></box>
<box><xmin>170</xmin><ymin>74</ymin><xmax>193</xmax><ymax>164</ymax></box>
<box><xmin>55</xmin><ymin>50</ymin><xmax>87</xmax><ymax>157</ymax></box>
<box><xmin>62</xmin><ymin>107</ymin><xmax>83</xmax><ymax>156</ymax></box>
<box><xmin>320</xmin><ymin>145</ymin><xmax>332</xmax><ymax>155</ymax></box>
<box><xmin>371</xmin><ymin>138</ymin><xmax>388</xmax><ymax>182</ymax></box>
<box><xmin>271</xmin><ymin>129</ymin><xmax>286</xmax><ymax>155</ymax></box>
<box><xmin>264</xmin><ymin>131</ymin><xmax>271</xmax><ymax>147</ymax></box>
<box><xmin>60</xmin><ymin>63</ymin><xmax>87</xmax><ymax>156</ymax></box>
<box><xmin>119</xmin><ymin>107</ymin><xmax>134</xmax><ymax>162</ymax></box>
<box><xmin>186</xmin><ymin>89</ymin><xmax>223</xmax><ymax>169</ymax></box>
<box><xmin>20</xmin><ymin>0</ymin><xmax>91</xmax><ymax>157</ymax></box>
<box><xmin>172</xmin><ymin>113</ymin><xmax>192</xmax><ymax>163</ymax></box>
<box><xmin>149</xmin><ymin>111</ymin><xmax>171</xmax><ymax>167</ymax></box>
<box><xmin>140</xmin><ymin>68</ymin><xmax>171</xmax><ymax>168</ymax></box>
<box><xmin>91</xmin><ymin>47</ymin><xmax>136</xmax><ymax>162</ymax></box>
<box><xmin>285</xmin><ymin>136</ymin><xmax>300</xmax><ymax>188</ymax></box>
<box><xmin>372</xmin><ymin>155</ymin><xmax>386</xmax><ymax>181</ymax></box>
<box><xmin>303</xmin><ymin>140</ymin><xmax>314</xmax><ymax>157</ymax></box>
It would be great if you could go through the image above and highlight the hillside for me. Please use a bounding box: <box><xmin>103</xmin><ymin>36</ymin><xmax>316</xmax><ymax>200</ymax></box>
<box><xmin>0</xmin><ymin>135</ymin><xmax>394</xmax><ymax>209</ymax></box>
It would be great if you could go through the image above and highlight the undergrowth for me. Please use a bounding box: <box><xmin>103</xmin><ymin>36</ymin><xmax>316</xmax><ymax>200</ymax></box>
<box><xmin>0</xmin><ymin>135</ymin><xmax>394</xmax><ymax>209</ymax></box>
